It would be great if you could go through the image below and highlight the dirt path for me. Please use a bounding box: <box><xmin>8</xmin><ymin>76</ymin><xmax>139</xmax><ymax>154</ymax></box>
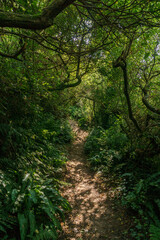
<box><xmin>59</xmin><ymin>122</ymin><xmax>130</xmax><ymax>240</ymax></box>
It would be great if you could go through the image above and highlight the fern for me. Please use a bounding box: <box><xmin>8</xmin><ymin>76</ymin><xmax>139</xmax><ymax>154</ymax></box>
<box><xmin>0</xmin><ymin>209</ymin><xmax>16</xmax><ymax>231</ymax></box>
<box><xmin>28</xmin><ymin>211</ymin><xmax>36</xmax><ymax>237</ymax></box>
<box><xmin>0</xmin><ymin>207</ymin><xmax>17</xmax><ymax>240</ymax></box>
<box><xmin>150</xmin><ymin>224</ymin><xmax>160</xmax><ymax>240</ymax></box>
<box><xmin>32</xmin><ymin>225</ymin><xmax>57</xmax><ymax>240</ymax></box>
<box><xmin>0</xmin><ymin>113</ymin><xmax>72</xmax><ymax>239</ymax></box>
<box><xmin>0</xmin><ymin>170</ymin><xmax>70</xmax><ymax>239</ymax></box>
<box><xmin>18</xmin><ymin>213</ymin><xmax>28</xmax><ymax>240</ymax></box>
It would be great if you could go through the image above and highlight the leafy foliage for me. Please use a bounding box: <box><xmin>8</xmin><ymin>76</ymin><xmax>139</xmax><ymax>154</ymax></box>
<box><xmin>85</xmin><ymin>123</ymin><xmax>160</xmax><ymax>239</ymax></box>
<box><xmin>0</xmin><ymin>171</ymin><xmax>70</xmax><ymax>240</ymax></box>
<box><xmin>85</xmin><ymin>123</ymin><xmax>127</xmax><ymax>171</ymax></box>
<box><xmin>0</xmin><ymin>109</ymin><xmax>72</xmax><ymax>239</ymax></box>
<box><xmin>0</xmin><ymin>54</ymin><xmax>73</xmax><ymax>239</ymax></box>
<box><xmin>1</xmin><ymin>1</ymin><xmax>160</xmax><ymax>239</ymax></box>
<box><xmin>150</xmin><ymin>224</ymin><xmax>160</xmax><ymax>240</ymax></box>
<box><xmin>69</xmin><ymin>105</ymin><xmax>90</xmax><ymax>130</ymax></box>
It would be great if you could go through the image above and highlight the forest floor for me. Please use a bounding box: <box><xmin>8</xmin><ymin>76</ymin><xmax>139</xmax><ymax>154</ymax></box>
<box><xmin>59</xmin><ymin>121</ymin><xmax>131</xmax><ymax>240</ymax></box>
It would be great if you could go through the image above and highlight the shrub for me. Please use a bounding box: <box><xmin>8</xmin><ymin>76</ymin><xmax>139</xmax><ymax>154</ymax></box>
<box><xmin>0</xmin><ymin>111</ymin><xmax>72</xmax><ymax>239</ymax></box>
<box><xmin>84</xmin><ymin>124</ymin><xmax>127</xmax><ymax>173</ymax></box>
<box><xmin>85</xmin><ymin>124</ymin><xmax>128</xmax><ymax>156</ymax></box>
<box><xmin>69</xmin><ymin>105</ymin><xmax>89</xmax><ymax>129</ymax></box>
<box><xmin>121</xmin><ymin>172</ymin><xmax>160</xmax><ymax>239</ymax></box>
<box><xmin>84</xmin><ymin>126</ymin><xmax>104</xmax><ymax>155</ymax></box>
<box><xmin>0</xmin><ymin>171</ymin><xmax>70</xmax><ymax>240</ymax></box>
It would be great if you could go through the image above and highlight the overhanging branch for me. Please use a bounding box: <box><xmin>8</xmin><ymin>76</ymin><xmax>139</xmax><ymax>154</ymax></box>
<box><xmin>0</xmin><ymin>0</ymin><xmax>75</xmax><ymax>30</ymax></box>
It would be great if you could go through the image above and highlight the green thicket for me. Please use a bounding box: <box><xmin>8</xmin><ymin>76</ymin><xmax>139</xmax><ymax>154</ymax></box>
<box><xmin>82</xmin><ymin>37</ymin><xmax>160</xmax><ymax>239</ymax></box>
<box><xmin>1</xmin><ymin>1</ymin><xmax>160</xmax><ymax>239</ymax></box>
<box><xmin>0</xmin><ymin>55</ymin><xmax>73</xmax><ymax>239</ymax></box>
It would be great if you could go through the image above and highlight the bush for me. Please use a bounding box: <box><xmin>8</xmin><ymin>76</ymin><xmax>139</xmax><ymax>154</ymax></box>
<box><xmin>85</xmin><ymin>123</ymin><xmax>160</xmax><ymax>239</ymax></box>
<box><xmin>69</xmin><ymin>105</ymin><xmax>89</xmax><ymax>129</ymax></box>
<box><xmin>85</xmin><ymin>124</ymin><xmax>128</xmax><ymax>156</ymax></box>
<box><xmin>32</xmin><ymin>113</ymin><xmax>73</xmax><ymax>144</ymax></box>
<box><xmin>121</xmin><ymin>172</ymin><xmax>160</xmax><ymax>239</ymax></box>
<box><xmin>84</xmin><ymin>124</ymin><xmax>127</xmax><ymax>173</ymax></box>
<box><xmin>0</xmin><ymin>111</ymin><xmax>73</xmax><ymax>239</ymax></box>
<box><xmin>88</xmin><ymin>149</ymin><xmax>122</xmax><ymax>172</ymax></box>
<box><xmin>150</xmin><ymin>224</ymin><xmax>160</xmax><ymax>240</ymax></box>
<box><xmin>0</xmin><ymin>170</ymin><xmax>70</xmax><ymax>240</ymax></box>
<box><xmin>84</xmin><ymin>126</ymin><xmax>104</xmax><ymax>155</ymax></box>
<box><xmin>0</xmin><ymin>113</ymin><xmax>72</xmax><ymax>171</ymax></box>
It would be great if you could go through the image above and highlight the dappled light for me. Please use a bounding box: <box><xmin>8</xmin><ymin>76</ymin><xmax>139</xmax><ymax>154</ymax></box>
<box><xmin>0</xmin><ymin>1</ymin><xmax>160</xmax><ymax>239</ymax></box>
<box><xmin>59</xmin><ymin>122</ymin><xmax>129</xmax><ymax>240</ymax></box>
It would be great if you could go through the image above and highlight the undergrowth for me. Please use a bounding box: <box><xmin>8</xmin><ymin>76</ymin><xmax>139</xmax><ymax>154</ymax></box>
<box><xmin>85</xmin><ymin>123</ymin><xmax>160</xmax><ymax>240</ymax></box>
<box><xmin>0</xmin><ymin>112</ymin><xmax>72</xmax><ymax>239</ymax></box>
<box><xmin>69</xmin><ymin>105</ymin><xmax>90</xmax><ymax>130</ymax></box>
<box><xmin>0</xmin><ymin>171</ymin><xmax>70</xmax><ymax>240</ymax></box>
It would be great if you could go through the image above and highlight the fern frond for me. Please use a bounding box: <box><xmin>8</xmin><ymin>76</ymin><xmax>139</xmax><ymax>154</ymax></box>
<box><xmin>150</xmin><ymin>224</ymin><xmax>160</xmax><ymax>240</ymax></box>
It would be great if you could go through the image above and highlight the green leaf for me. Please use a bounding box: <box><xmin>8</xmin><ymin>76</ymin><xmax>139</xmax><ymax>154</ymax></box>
<box><xmin>150</xmin><ymin>224</ymin><xmax>160</xmax><ymax>240</ymax></box>
<box><xmin>11</xmin><ymin>189</ymin><xmax>18</xmax><ymax>202</ymax></box>
<box><xmin>135</xmin><ymin>179</ymin><xmax>144</xmax><ymax>194</ymax></box>
<box><xmin>0</xmin><ymin>225</ymin><xmax>7</xmax><ymax>233</ymax></box>
<box><xmin>18</xmin><ymin>213</ymin><xmax>28</xmax><ymax>240</ymax></box>
<box><xmin>29</xmin><ymin>189</ymin><xmax>37</xmax><ymax>204</ymax></box>
<box><xmin>144</xmin><ymin>52</ymin><xmax>150</xmax><ymax>60</ymax></box>
<box><xmin>28</xmin><ymin>211</ymin><xmax>36</xmax><ymax>237</ymax></box>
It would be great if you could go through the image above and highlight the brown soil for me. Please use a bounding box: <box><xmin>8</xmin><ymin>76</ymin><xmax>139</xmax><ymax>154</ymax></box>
<box><xmin>59</xmin><ymin>121</ymin><xmax>130</xmax><ymax>240</ymax></box>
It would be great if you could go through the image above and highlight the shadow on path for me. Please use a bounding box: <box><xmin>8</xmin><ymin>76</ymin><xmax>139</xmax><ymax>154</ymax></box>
<box><xmin>59</xmin><ymin>121</ymin><xmax>130</xmax><ymax>240</ymax></box>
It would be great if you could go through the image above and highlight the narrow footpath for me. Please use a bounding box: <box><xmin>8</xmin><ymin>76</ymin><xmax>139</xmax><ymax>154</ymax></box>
<box><xmin>59</xmin><ymin>121</ymin><xmax>130</xmax><ymax>240</ymax></box>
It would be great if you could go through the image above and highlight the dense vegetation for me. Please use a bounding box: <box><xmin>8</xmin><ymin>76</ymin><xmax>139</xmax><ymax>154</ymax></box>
<box><xmin>0</xmin><ymin>0</ymin><xmax>160</xmax><ymax>239</ymax></box>
<box><xmin>0</xmin><ymin>58</ymin><xmax>72</xmax><ymax>239</ymax></box>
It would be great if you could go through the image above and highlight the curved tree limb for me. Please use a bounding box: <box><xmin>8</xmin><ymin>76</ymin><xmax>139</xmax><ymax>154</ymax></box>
<box><xmin>142</xmin><ymin>89</ymin><xmax>160</xmax><ymax>115</ymax></box>
<box><xmin>50</xmin><ymin>34</ymin><xmax>84</xmax><ymax>91</ymax></box>
<box><xmin>48</xmin><ymin>52</ymin><xmax>82</xmax><ymax>91</ymax></box>
<box><xmin>140</xmin><ymin>42</ymin><xmax>160</xmax><ymax>116</ymax></box>
<box><xmin>113</xmin><ymin>40</ymin><xmax>142</xmax><ymax>133</ymax></box>
<box><xmin>0</xmin><ymin>0</ymin><xmax>75</xmax><ymax>30</ymax></box>
<box><xmin>0</xmin><ymin>43</ymin><xmax>26</xmax><ymax>61</ymax></box>
<box><xmin>51</xmin><ymin>53</ymin><xmax>82</xmax><ymax>90</ymax></box>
